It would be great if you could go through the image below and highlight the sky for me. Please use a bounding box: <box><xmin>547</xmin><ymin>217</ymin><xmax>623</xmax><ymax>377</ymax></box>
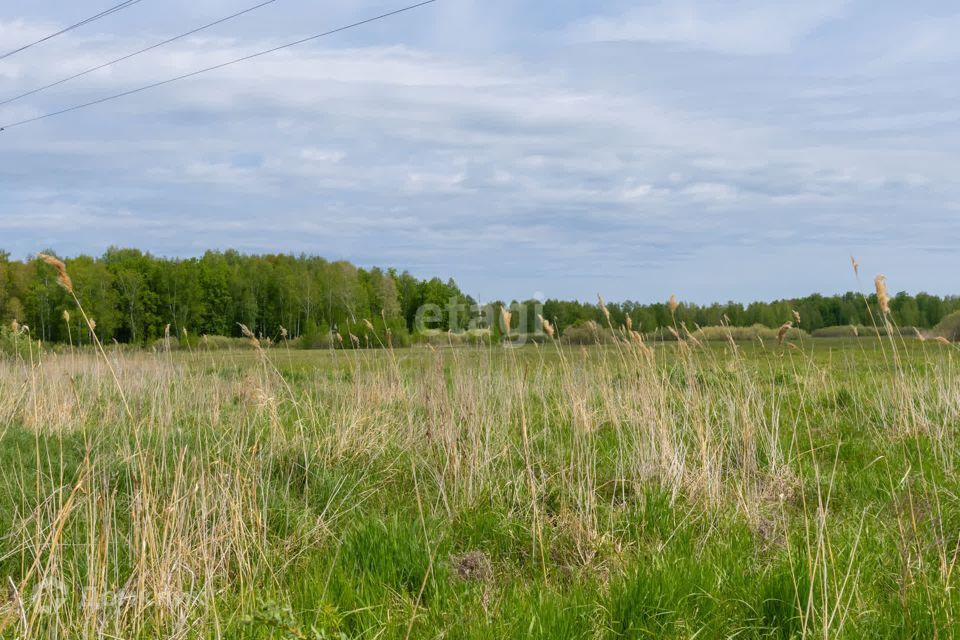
<box><xmin>0</xmin><ymin>0</ymin><xmax>958</xmax><ymax>304</ymax></box>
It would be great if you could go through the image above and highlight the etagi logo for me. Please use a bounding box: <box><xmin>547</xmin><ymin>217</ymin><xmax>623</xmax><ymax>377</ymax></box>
<box><xmin>413</xmin><ymin>296</ymin><xmax>547</xmax><ymax>347</ymax></box>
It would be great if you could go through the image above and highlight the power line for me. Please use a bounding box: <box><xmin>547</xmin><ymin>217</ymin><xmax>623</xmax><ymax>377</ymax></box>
<box><xmin>0</xmin><ymin>0</ymin><xmax>149</xmax><ymax>62</ymax></box>
<box><xmin>0</xmin><ymin>0</ymin><xmax>280</xmax><ymax>108</ymax></box>
<box><xmin>0</xmin><ymin>0</ymin><xmax>437</xmax><ymax>132</ymax></box>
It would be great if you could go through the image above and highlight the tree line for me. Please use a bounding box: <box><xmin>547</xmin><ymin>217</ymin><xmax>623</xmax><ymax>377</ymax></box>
<box><xmin>1</xmin><ymin>248</ymin><xmax>957</xmax><ymax>346</ymax></box>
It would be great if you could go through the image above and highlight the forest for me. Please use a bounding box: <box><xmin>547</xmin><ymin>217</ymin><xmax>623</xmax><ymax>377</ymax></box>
<box><xmin>1</xmin><ymin>248</ymin><xmax>957</xmax><ymax>346</ymax></box>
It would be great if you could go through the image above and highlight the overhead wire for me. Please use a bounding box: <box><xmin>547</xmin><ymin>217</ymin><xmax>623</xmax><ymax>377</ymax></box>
<box><xmin>0</xmin><ymin>0</ymin><xmax>149</xmax><ymax>62</ymax></box>
<box><xmin>0</xmin><ymin>0</ymin><xmax>280</xmax><ymax>108</ymax></box>
<box><xmin>0</xmin><ymin>0</ymin><xmax>438</xmax><ymax>132</ymax></box>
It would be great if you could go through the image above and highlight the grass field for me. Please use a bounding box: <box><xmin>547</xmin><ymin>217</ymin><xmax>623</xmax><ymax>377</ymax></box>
<box><xmin>1</xmin><ymin>335</ymin><xmax>959</xmax><ymax>638</ymax></box>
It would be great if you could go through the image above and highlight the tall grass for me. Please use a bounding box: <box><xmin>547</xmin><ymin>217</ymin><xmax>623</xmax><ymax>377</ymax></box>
<box><xmin>0</xmin><ymin>281</ymin><xmax>959</xmax><ymax>637</ymax></box>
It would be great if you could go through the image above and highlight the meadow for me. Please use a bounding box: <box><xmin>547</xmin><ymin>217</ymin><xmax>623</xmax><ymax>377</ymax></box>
<box><xmin>1</xmin><ymin>331</ymin><xmax>959</xmax><ymax>638</ymax></box>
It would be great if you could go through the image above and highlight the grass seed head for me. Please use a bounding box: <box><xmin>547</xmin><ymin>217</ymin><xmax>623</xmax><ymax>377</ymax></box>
<box><xmin>501</xmin><ymin>307</ymin><xmax>512</xmax><ymax>333</ymax></box>
<box><xmin>237</xmin><ymin>323</ymin><xmax>260</xmax><ymax>348</ymax></box>
<box><xmin>850</xmin><ymin>255</ymin><xmax>860</xmax><ymax>276</ymax></box>
<box><xmin>668</xmin><ymin>294</ymin><xmax>679</xmax><ymax>315</ymax></box>
<box><xmin>935</xmin><ymin>336</ymin><xmax>952</xmax><ymax>346</ymax></box>
<box><xmin>597</xmin><ymin>294</ymin><xmax>611</xmax><ymax>322</ymax></box>
<box><xmin>37</xmin><ymin>253</ymin><xmax>73</xmax><ymax>294</ymax></box>
<box><xmin>874</xmin><ymin>275</ymin><xmax>890</xmax><ymax>315</ymax></box>
<box><xmin>792</xmin><ymin>310</ymin><xmax>801</xmax><ymax>325</ymax></box>
<box><xmin>777</xmin><ymin>322</ymin><xmax>793</xmax><ymax>346</ymax></box>
<box><xmin>538</xmin><ymin>314</ymin><xmax>555</xmax><ymax>339</ymax></box>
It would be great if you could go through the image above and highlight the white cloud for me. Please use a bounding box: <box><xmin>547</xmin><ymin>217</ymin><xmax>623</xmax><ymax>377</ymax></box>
<box><xmin>0</xmin><ymin>2</ymin><xmax>958</xmax><ymax>301</ymax></box>
<box><xmin>567</xmin><ymin>0</ymin><xmax>848</xmax><ymax>55</ymax></box>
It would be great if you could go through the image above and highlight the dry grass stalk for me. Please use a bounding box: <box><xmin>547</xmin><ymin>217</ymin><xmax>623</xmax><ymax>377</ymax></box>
<box><xmin>792</xmin><ymin>310</ymin><xmax>801</xmax><ymax>325</ymax></box>
<box><xmin>597</xmin><ymin>294</ymin><xmax>611</xmax><ymax>322</ymax></box>
<box><xmin>237</xmin><ymin>323</ymin><xmax>260</xmax><ymax>349</ymax></box>
<box><xmin>279</xmin><ymin>325</ymin><xmax>288</xmax><ymax>339</ymax></box>
<box><xmin>538</xmin><ymin>315</ymin><xmax>555</xmax><ymax>339</ymax></box>
<box><xmin>37</xmin><ymin>253</ymin><xmax>73</xmax><ymax>293</ymax></box>
<box><xmin>777</xmin><ymin>322</ymin><xmax>793</xmax><ymax>346</ymax></box>
<box><xmin>935</xmin><ymin>336</ymin><xmax>952</xmax><ymax>346</ymax></box>
<box><xmin>501</xmin><ymin>308</ymin><xmax>512</xmax><ymax>334</ymax></box>
<box><xmin>914</xmin><ymin>328</ymin><xmax>926</xmax><ymax>342</ymax></box>
<box><xmin>850</xmin><ymin>255</ymin><xmax>859</xmax><ymax>277</ymax></box>
<box><xmin>875</xmin><ymin>275</ymin><xmax>890</xmax><ymax>315</ymax></box>
<box><xmin>668</xmin><ymin>294</ymin><xmax>679</xmax><ymax>315</ymax></box>
<box><xmin>62</xmin><ymin>309</ymin><xmax>70</xmax><ymax>324</ymax></box>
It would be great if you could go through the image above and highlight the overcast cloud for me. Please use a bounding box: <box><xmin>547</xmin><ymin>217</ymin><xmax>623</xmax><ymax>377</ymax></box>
<box><xmin>0</xmin><ymin>0</ymin><xmax>958</xmax><ymax>303</ymax></box>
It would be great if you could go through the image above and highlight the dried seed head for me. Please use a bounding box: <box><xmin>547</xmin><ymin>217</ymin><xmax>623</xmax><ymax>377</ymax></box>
<box><xmin>87</xmin><ymin>318</ymin><xmax>96</xmax><ymax>332</ymax></box>
<box><xmin>182</xmin><ymin>327</ymin><xmax>188</xmax><ymax>337</ymax></box>
<box><xmin>625</xmin><ymin>315</ymin><xmax>633</xmax><ymax>331</ymax></box>
<box><xmin>11</xmin><ymin>319</ymin><xmax>19</xmax><ymax>334</ymax></box>
<box><xmin>538</xmin><ymin>314</ymin><xmax>554</xmax><ymax>339</ymax></box>
<box><xmin>237</xmin><ymin>323</ymin><xmax>260</xmax><ymax>348</ymax></box>
<box><xmin>777</xmin><ymin>321</ymin><xmax>793</xmax><ymax>346</ymax></box>
<box><xmin>874</xmin><ymin>275</ymin><xmax>890</xmax><ymax>315</ymax></box>
<box><xmin>914</xmin><ymin>327</ymin><xmax>926</xmax><ymax>342</ymax></box>
<box><xmin>500</xmin><ymin>308</ymin><xmax>512</xmax><ymax>333</ymax></box>
<box><xmin>850</xmin><ymin>324</ymin><xmax>859</xmax><ymax>337</ymax></box>
<box><xmin>667</xmin><ymin>326</ymin><xmax>680</xmax><ymax>340</ymax></box>
<box><xmin>349</xmin><ymin>332</ymin><xmax>360</xmax><ymax>347</ymax></box>
<box><xmin>363</xmin><ymin>319</ymin><xmax>375</xmax><ymax>332</ymax></box>
<box><xmin>279</xmin><ymin>325</ymin><xmax>288</xmax><ymax>339</ymax></box>
<box><xmin>792</xmin><ymin>310</ymin><xmax>801</xmax><ymax>325</ymax></box>
<box><xmin>668</xmin><ymin>294</ymin><xmax>679</xmax><ymax>315</ymax></box>
<box><xmin>597</xmin><ymin>294</ymin><xmax>611</xmax><ymax>322</ymax></box>
<box><xmin>335</xmin><ymin>332</ymin><xmax>344</xmax><ymax>344</ymax></box>
<box><xmin>37</xmin><ymin>253</ymin><xmax>73</xmax><ymax>293</ymax></box>
<box><xmin>850</xmin><ymin>255</ymin><xmax>859</xmax><ymax>277</ymax></box>
<box><xmin>164</xmin><ymin>323</ymin><xmax>171</xmax><ymax>339</ymax></box>
<box><xmin>935</xmin><ymin>336</ymin><xmax>952</xmax><ymax>346</ymax></box>
<box><xmin>62</xmin><ymin>309</ymin><xmax>70</xmax><ymax>323</ymax></box>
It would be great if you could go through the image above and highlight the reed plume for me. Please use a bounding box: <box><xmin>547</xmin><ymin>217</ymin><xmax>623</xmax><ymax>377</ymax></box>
<box><xmin>538</xmin><ymin>315</ymin><xmax>555</xmax><ymax>339</ymax></box>
<box><xmin>237</xmin><ymin>323</ymin><xmax>260</xmax><ymax>348</ymax></box>
<box><xmin>668</xmin><ymin>294</ymin><xmax>679</xmax><ymax>315</ymax></box>
<box><xmin>874</xmin><ymin>275</ymin><xmax>890</xmax><ymax>315</ymax></box>
<box><xmin>37</xmin><ymin>253</ymin><xmax>73</xmax><ymax>293</ymax></box>
<box><xmin>777</xmin><ymin>322</ymin><xmax>793</xmax><ymax>346</ymax></box>
<box><xmin>597</xmin><ymin>294</ymin><xmax>611</xmax><ymax>322</ymax></box>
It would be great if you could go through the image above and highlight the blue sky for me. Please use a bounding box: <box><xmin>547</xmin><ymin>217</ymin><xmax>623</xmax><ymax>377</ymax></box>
<box><xmin>1</xmin><ymin>0</ymin><xmax>958</xmax><ymax>303</ymax></box>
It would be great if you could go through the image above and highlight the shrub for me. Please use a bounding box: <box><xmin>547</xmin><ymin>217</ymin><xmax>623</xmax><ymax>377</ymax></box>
<box><xmin>562</xmin><ymin>320</ymin><xmax>615</xmax><ymax>345</ymax></box>
<box><xmin>692</xmin><ymin>324</ymin><xmax>807</xmax><ymax>342</ymax></box>
<box><xmin>0</xmin><ymin>325</ymin><xmax>28</xmax><ymax>358</ymax></box>
<box><xmin>195</xmin><ymin>335</ymin><xmax>259</xmax><ymax>351</ymax></box>
<box><xmin>933</xmin><ymin>311</ymin><xmax>960</xmax><ymax>342</ymax></box>
<box><xmin>812</xmin><ymin>324</ymin><xmax>919</xmax><ymax>338</ymax></box>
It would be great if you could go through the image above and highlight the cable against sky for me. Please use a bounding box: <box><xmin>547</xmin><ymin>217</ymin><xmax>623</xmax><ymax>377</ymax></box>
<box><xmin>0</xmin><ymin>0</ymin><xmax>149</xmax><ymax>62</ymax></box>
<box><xmin>0</xmin><ymin>0</ymin><xmax>438</xmax><ymax>132</ymax></box>
<box><xmin>0</xmin><ymin>0</ymin><xmax>280</xmax><ymax>109</ymax></box>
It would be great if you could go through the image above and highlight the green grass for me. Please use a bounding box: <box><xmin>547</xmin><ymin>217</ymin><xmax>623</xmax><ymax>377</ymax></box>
<box><xmin>1</xmin><ymin>337</ymin><xmax>959</xmax><ymax>638</ymax></box>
